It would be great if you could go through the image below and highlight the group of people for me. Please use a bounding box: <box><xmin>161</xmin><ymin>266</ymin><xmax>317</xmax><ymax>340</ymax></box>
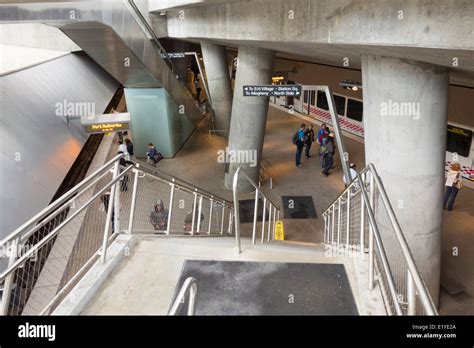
<box><xmin>293</xmin><ymin>123</ymin><xmax>337</xmax><ymax>176</ymax></box>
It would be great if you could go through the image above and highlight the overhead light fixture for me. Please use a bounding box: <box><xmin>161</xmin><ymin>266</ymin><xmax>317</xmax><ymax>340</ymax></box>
<box><xmin>159</xmin><ymin>10</ymin><xmax>167</xmax><ymax>16</ymax></box>
<box><xmin>340</xmin><ymin>80</ymin><xmax>362</xmax><ymax>91</ymax></box>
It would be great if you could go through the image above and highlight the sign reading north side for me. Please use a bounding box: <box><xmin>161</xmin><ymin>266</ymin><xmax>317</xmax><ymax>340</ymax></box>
<box><xmin>243</xmin><ymin>85</ymin><xmax>302</xmax><ymax>97</ymax></box>
<box><xmin>160</xmin><ymin>52</ymin><xmax>186</xmax><ymax>59</ymax></box>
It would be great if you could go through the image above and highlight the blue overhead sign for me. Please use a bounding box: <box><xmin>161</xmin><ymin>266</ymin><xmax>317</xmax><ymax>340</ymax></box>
<box><xmin>243</xmin><ymin>85</ymin><xmax>302</xmax><ymax>97</ymax></box>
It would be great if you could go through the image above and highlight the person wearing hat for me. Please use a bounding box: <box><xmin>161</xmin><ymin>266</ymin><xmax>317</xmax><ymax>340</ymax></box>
<box><xmin>322</xmin><ymin>132</ymin><xmax>336</xmax><ymax>176</ymax></box>
<box><xmin>149</xmin><ymin>199</ymin><xmax>169</xmax><ymax>232</ymax></box>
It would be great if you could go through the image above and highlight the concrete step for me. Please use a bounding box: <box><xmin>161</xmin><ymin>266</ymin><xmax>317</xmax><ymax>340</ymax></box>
<box><xmin>79</xmin><ymin>235</ymin><xmax>385</xmax><ymax>315</ymax></box>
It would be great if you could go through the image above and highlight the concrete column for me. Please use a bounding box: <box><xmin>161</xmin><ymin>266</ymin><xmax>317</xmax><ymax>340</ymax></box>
<box><xmin>224</xmin><ymin>46</ymin><xmax>275</xmax><ymax>192</ymax></box>
<box><xmin>361</xmin><ymin>55</ymin><xmax>449</xmax><ymax>306</ymax></box>
<box><xmin>201</xmin><ymin>42</ymin><xmax>233</xmax><ymax>131</ymax></box>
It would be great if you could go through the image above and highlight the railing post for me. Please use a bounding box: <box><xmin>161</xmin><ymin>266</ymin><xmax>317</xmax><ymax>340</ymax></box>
<box><xmin>407</xmin><ymin>270</ymin><xmax>416</xmax><ymax>315</ymax></box>
<box><xmin>127</xmin><ymin>166</ymin><xmax>140</xmax><ymax>234</ymax></box>
<box><xmin>227</xmin><ymin>210</ymin><xmax>233</xmax><ymax>234</ymax></box>
<box><xmin>114</xmin><ymin>174</ymin><xmax>121</xmax><ymax>234</ymax></box>
<box><xmin>331</xmin><ymin>205</ymin><xmax>335</xmax><ymax>244</ymax></box>
<box><xmin>360</xmin><ymin>174</ymin><xmax>365</xmax><ymax>255</ymax></box>
<box><xmin>231</xmin><ymin>168</ymin><xmax>241</xmax><ymax>253</ymax></box>
<box><xmin>208</xmin><ymin>197</ymin><xmax>213</xmax><ymax>235</ymax></box>
<box><xmin>252</xmin><ymin>190</ymin><xmax>259</xmax><ymax>244</ymax></box>
<box><xmin>272</xmin><ymin>206</ymin><xmax>276</xmax><ymax>240</ymax></box>
<box><xmin>166</xmin><ymin>179</ymin><xmax>175</xmax><ymax>235</ymax></box>
<box><xmin>337</xmin><ymin>198</ymin><xmax>342</xmax><ymax>245</ymax></box>
<box><xmin>346</xmin><ymin>190</ymin><xmax>351</xmax><ymax>249</ymax></box>
<box><xmin>197</xmin><ymin>195</ymin><xmax>203</xmax><ymax>234</ymax></box>
<box><xmin>261</xmin><ymin>197</ymin><xmax>267</xmax><ymax>244</ymax></box>
<box><xmin>191</xmin><ymin>191</ymin><xmax>197</xmax><ymax>236</ymax></box>
<box><xmin>267</xmin><ymin>204</ymin><xmax>272</xmax><ymax>242</ymax></box>
<box><xmin>220</xmin><ymin>204</ymin><xmax>225</xmax><ymax>235</ymax></box>
<box><xmin>101</xmin><ymin>160</ymin><xmax>119</xmax><ymax>264</ymax></box>
<box><xmin>1</xmin><ymin>238</ymin><xmax>19</xmax><ymax>315</ymax></box>
<box><xmin>368</xmin><ymin>171</ymin><xmax>375</xmax><ymax>290</ymax></box>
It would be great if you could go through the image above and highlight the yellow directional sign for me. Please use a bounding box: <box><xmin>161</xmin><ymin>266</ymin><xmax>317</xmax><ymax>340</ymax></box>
<box><xmin>275</xmin><ymin>221</ymin><xmax>285</xmax><ymax>241</ymax></box>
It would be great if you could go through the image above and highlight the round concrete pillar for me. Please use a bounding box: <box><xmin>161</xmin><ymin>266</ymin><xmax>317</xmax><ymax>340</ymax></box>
<box><xmin>224</xmin><ymin>46</ymin><xmax>274</xmax><ymax>192</ymax></box>
<box><xmin>361</xmin><ymin>55</ymin><xmax>449</xmax><ymax>306</ymax></box>
<box><xmin>201</xmin><ymin>42</ymin><xmax>233</xmax><ymax>131</ymax></box>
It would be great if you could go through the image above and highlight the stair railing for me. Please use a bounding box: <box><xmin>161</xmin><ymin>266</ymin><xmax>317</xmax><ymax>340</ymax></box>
<box><xmin>322</xmin><ymin>163</ymin><xmax>437</xmax><ymax>315</ymax></box>
<box><xmin>232</xmin><ymin>167</ymin><xmax>281</xmax><ymax>254</ymax></box>
<box><xmin>168</xmin><ymin>277</ymin><xmax>197</xmax><ymax>315</ymax></box>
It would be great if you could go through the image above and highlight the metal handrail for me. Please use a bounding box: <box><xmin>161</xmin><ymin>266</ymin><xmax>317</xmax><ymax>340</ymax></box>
<box><xmin>0</xmin><ymin>154</ymin><xmax>123</xmax><ymax>248</ymax></box>
<box><xmin>134</xmin><ymin>159</ymin><xmax>233</xmax><ymax>207</ymax></box>
<box><xmin>321</xmin><ymin>163</ymin><xmax>438</xmax><ymax>315</ymax></box>
<box><xmin>0</xmin><ymin>165</ymin><xmax>134</xmax><ymax>281</ymax></box>
<box><xmin>366</xmin><ymin>163</ymin><xmax>437</xmax><ymax>314</ymax></box>
<box><xmin>128</xmin><ymin>0</ymin><xmax>190</xmax><ymax>90</ymax></box>
<box><xmin>232</xmin><ymin>167</ymin><xmax>281</xmax><ymax>253</ymax></box>
<box><xmin>168</xmin><ymin>277</ymin><xmax>197</xmax><ymax>315</ymax></box>
<box><xmin>127</xmin><ymin>0</ymin><xmax>211</xmax><ymax>111</ymax></box>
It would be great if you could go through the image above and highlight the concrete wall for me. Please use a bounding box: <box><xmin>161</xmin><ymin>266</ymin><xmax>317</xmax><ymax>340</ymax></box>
<box><xmin>0</xmin><ymin>52</ymin><xmax>119</xmax><ymax>237</ymax></box>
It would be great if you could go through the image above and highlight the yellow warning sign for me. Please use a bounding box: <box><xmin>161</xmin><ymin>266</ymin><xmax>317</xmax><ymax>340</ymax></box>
<box><xmin>275</xmin><ymin>221</ymin><xmax>285</xmax><ymax>241</ymax></box>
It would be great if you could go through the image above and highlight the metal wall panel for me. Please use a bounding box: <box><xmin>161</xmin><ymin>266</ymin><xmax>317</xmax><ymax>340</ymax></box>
<box><xmin>0</xmin><ymin>52</ymin><xmax>119</xmax><ymax>237</ymax></box>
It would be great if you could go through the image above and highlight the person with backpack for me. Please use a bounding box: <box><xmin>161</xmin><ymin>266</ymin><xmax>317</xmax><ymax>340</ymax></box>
<box><xmin>146</xmin><ymin>143</ymin><xmax>163</xmax><ymax>167</ymax></box>
<box><xmin>293</xmin><ymin>123</ymin><xmax>306</xmax><ymax>167</ymax></box>
<box><xmin>444</xmin><ymin>162</ymin><xmax>463</xmax><ymax>211</ymax></box>
<box><xmin>319</xmin><ymin>126</ymin><xmax>330</xmax><ymax>169</ymax></box>
<box><xmin>322</xmin><ymin>133</ymin><xmax>336</xmax><ymax>176</ymax></box>
<box><xmin>304</xmin><ymin>125</ymin><xmax>315</xmax><ymax>159</ymax></box>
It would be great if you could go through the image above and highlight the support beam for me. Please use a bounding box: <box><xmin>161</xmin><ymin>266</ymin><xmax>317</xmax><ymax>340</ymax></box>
<box><xmin>224</xmin><ymin>45</ymin><xmax>274</xmax><ymax>192</ymax></box>
<box><xmin>201</xmin><ymin>41</ymin><xmax>233</xmax><ymax>131</ymax></box>
<box><xmin>361</xmin><ymin>55</ymin><xmax>449</xmax><ymax>306</ymax></box>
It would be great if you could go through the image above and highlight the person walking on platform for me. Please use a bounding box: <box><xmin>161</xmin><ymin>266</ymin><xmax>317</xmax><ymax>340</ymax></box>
<box><xmin>125</xmin><ymin>138</ymin><xmax>134</xmax><ymax>160</ymax></box>
<box><xmin>292</xmin><ymin>124</ymin><xmax>306</xmax><ymax>167</ymax></box>
<box><xmin>304</xmin><ymin>125</ymin><xmax>315</xmax><ymax>159</ymax></box>
<box><xmin>444</xmin><ymin>162</ymin><xmax>463</xmax><ymax>211</ymax></box>
<box><xmin>318</xmin><ymin>125</ymin><xmax>329</xmax><ymax>168</ymax></box>
<box><xmin>322</xmin><ymin>133</ymin><xmax>336</xmax><ymax>176</ymax></box>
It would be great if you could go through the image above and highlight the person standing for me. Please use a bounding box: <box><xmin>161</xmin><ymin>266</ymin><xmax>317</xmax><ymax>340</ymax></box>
<box><xmin>125</xmin><ymin>138</ymin><xmax>134</xmax><ymax>159</ymax></box>
<box><xmin>322</xmin><ymin>133</ymin><xmax>336</xmax><ymax>176</ymax></box>
<box><xmin>317</xmin><ymin>123</ymin><xmax>327</xmax><ymax>145</ymax></box>
<box><xmin>304</xmin><ymin>125</ymin><xmax>315</xmax><ymax>159</ymax></box>
<box><xmin>294</xmin><ymin>124</ymin><xmax>306</xmax><ymax>168</ymax></box>
<box><xmin>194</xmin><ymin>76</ymin><xmax>202</xmax><ymax>102</ymax></box>
<box><xmin>343</xmin><ymin>163</ymin><xmax>358</xmax><ymax>188</ymax></box>
<box><xmin>117</xmin><ymin>139</ymin><xmax>128</xmax><ymax>158</ymax></box>
<box><xmin>444</xmin><ymin>162</ymin><xmax>463</xmax><ymax>211</ymax></box>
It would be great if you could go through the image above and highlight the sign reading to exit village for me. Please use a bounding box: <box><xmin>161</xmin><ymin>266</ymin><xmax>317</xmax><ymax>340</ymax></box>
<box><xmin>243</xmin><ymin>85</ymin><xmax>301</xmax><ymax>97</ymax></box>
<box><xmin>81</xmin><ymin>112</ymin><xmax>131</xmax><ymax>134</ymax></box>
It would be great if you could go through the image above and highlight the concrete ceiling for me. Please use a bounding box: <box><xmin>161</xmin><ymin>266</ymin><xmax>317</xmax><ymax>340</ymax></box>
<box><xmin>183</xmin><ymin>38</ymin><xmax>474</xmax><ymax>88</ymax></box>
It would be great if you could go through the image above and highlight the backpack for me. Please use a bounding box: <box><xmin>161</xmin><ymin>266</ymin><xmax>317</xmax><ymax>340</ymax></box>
<box><xmin>292</xmin><ymin>132</ymin><xmax>299</xmax><ymax>145</ymax></box>
<box><xmin>319</xmin><ymin>145</ymin><xmax>328</xmax><ymax>155</ymax></box>
<box><xmin>154</xmin><ymin>152</ymin><xmax>164</xmax><ymax>163</ymax></box>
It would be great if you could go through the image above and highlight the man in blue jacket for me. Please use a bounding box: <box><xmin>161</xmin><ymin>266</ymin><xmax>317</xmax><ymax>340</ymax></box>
<box><xmin>295</xmin><ymin>123</ymin><xmax>306</xmax><ymax>167</ymax></box>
